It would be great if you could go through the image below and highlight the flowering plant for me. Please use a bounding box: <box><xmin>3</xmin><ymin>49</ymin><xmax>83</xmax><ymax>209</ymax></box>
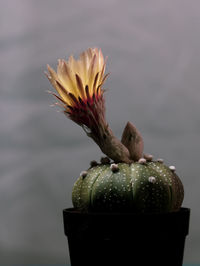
<box><xmin>46</xmin><ymin>48</ymin><xmax>184</xmax><ymax>213</ymax></box>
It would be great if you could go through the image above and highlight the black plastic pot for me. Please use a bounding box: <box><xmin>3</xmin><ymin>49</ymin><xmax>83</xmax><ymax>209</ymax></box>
<box><xmin>63</xmin><ymin>207</ymin><xmax>190</xmax><ymax>266</ymax></box>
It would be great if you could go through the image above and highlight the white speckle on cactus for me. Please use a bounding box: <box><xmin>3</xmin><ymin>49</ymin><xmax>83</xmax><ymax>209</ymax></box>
<box><xmin>138</xmin><ymin>158</ymin><xmax>147</xmax><ymax>164</ymax></box>
<box><xmin>110</xmin><ymin>163</ymin><xmax>119</xmax><ymax>173</ymax></box>
<box><xmin>157</xmin><ymin>158</ymin><xmax>164</xmax><ymax>163</ymax></box>
<box><xmin>80</xmin><ymin>171</ymin><xmax>87</xmax><ymax>178</ymax></box>
<box><xmin>169</xmin><ymin>165</ymin><xmax>176</xmax><ymax>172</ymax></box>
<box><xmin>144</xmin><ymin>154</ymin><xmax>153</xmax><ymax>161</ymax></box>
<box><xmin>148</xmin><ymin>176</ymin><xmax>156</xmax><ymax>184</ymax></box>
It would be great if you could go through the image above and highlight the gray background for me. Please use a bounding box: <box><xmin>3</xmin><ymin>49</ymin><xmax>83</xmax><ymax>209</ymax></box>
<box><xmin>1</xmin><ymin>0</ymin><xmax>200</xmax><ymax>265</ymax></box>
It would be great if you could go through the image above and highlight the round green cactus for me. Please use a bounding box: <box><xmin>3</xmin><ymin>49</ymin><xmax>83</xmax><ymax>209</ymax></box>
<box><xmin>72</xmin><ymin>161</ymin><xmax>184</xmax><ymax>213</ymax></box>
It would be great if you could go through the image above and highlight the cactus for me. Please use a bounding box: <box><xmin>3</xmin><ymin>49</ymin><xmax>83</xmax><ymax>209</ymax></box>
<box><xmin>72</xmin><ymin>161</ymin><xmax>184</xmax><ymax>213</ymax></box>
<box><xmin>46</xmin><ymin>48</ymin><xmax>184</xmax><ymax>213</ymax></box>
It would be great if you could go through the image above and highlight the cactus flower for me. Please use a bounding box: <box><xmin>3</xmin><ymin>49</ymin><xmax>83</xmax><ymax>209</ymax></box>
<box><xmin>46</xmin><ymin>48</ymin><xmax>143</xmax><ymax>163</ymax></box>
<box><xmin>46</xmin><ymin>48</ymin><xmax>108</xmax><ymax>134</ymax></box>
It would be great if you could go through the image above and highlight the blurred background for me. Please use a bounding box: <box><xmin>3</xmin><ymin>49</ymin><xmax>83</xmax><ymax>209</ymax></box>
<box><xmin>1</xmin><ymin>0</ymin><xmax>200</xmax><ymax>265</ymax></box>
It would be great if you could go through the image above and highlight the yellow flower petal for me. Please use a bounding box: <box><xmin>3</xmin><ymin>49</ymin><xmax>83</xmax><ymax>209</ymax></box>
<box><xmin>47</xmin><ymin>47</ymin><xmax>107</xmax><ymax>107</ymax></box>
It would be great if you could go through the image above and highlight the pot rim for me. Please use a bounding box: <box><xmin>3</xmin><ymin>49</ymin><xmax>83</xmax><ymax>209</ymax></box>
<box><xmin>63</xmin><ymin>206</ymin><xmax>190</xmax><ymax>216</ymax></box>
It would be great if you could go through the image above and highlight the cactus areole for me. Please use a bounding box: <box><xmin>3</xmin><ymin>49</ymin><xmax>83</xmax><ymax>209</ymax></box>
<box><xmin>46</xmin><ymin>48</ymin><xmax>184</xmax><ymax>213</ymax></box>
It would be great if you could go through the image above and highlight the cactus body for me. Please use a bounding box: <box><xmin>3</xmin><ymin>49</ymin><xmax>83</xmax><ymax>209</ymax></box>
<box><xmin>72</xmin><ymin>162</ymin><xmax>184</xmax><ymax>213</ymax></box>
